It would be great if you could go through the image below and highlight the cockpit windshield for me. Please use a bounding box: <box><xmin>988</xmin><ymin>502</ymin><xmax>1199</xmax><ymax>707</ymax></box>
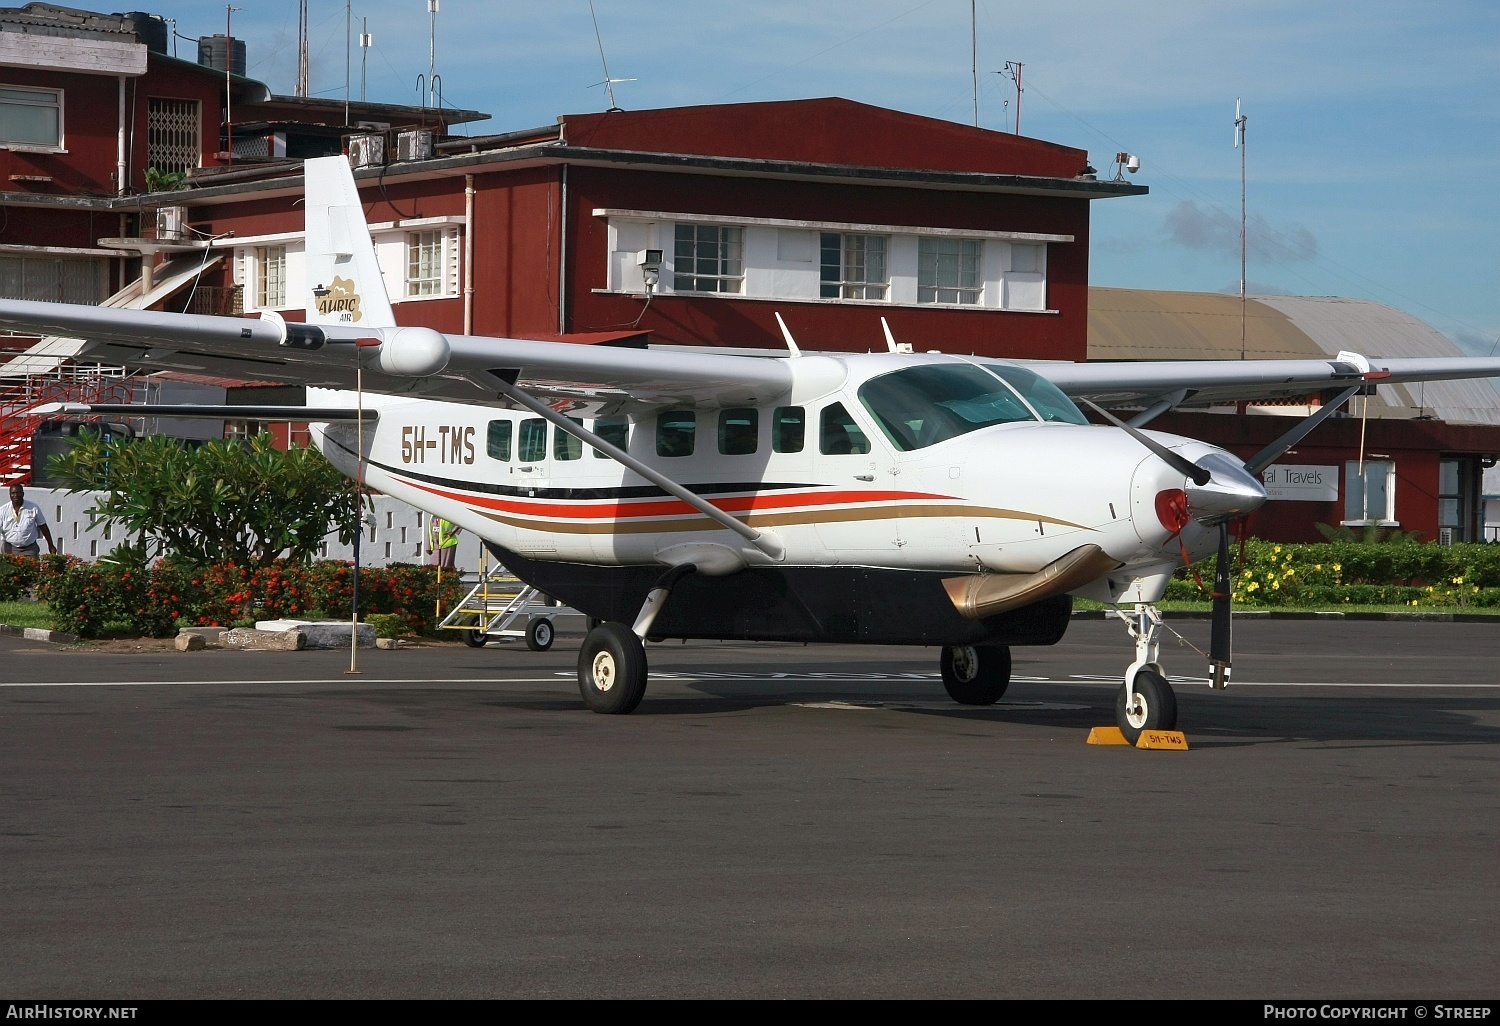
<box><xmin>978</xmin><ymin>363</ymin><xmax>1089</xmax><ymax>425</ymax></box>
<box><xmin>858</xmin><ymin>364</ymin><xmax>1037</xmax><ymax>452</ymax></box>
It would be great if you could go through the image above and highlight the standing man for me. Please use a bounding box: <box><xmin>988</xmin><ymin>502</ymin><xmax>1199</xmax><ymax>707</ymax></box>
<box><xmin>426</xmin><ymin>514</ymin><xmax>460</xmax><ymax>571</ymax></box>
<box><xmin>1</xmin><ymin>483</ymin><xmax>56</xmax><ymax>559</ymax></box>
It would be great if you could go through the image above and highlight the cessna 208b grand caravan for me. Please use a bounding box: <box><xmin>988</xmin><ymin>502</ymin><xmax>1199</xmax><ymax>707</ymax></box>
<box><xmin>8</xmin><ymin>156</ymin><xmax>1500</xmax><ymax>741</ymax></box>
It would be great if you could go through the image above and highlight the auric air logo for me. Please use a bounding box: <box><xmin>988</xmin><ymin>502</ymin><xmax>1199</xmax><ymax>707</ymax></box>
<box><xmin>315</xmin><ymin>276</ymin><xmax>362</xmax><ymax>323</ymax></box>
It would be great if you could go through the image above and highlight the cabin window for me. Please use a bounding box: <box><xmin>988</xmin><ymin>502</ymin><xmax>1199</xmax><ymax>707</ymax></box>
<box><xmin>656</xmin><ymin>410</ymin><xmax>696</xmax><ymax>457</ymax></box>
<box><xmin>486</xmin><ymin>420</ymin><xmax>512</xmax><ymax>461</ymax></box>
<box><xmin>772</xmin><ymin>407</ymin><xmax>805</xmax><ymax>453</ymax></box>
<box><xmin>555</xmin><ymin>417</ymin><xmax>583</xmax><ymax>461</ymax></box>
<box><xmin>718</xmin><ymin>408</ymin><xmax>759</xmax><ymax>455</ymax></box>
<box><xmin>858</xmin><ymin>364</ymin><xmax>1035</xmax><ymax>452</ymax></box>
<box><xmin>673</xmin><ymin>224</ymin><xmax>743</xmax><ymax>294</ymax></box>
<box><xmin>518</xmin><ymin>418</ymin><xmax>547</xmax><ymax>462</ymax></box>
<box><xmin>592</xmin><ymin>416</ymin><xmax>629</xmax><ymax>458</ymax></box>
<box><xmin>820</xmin><ymin>233</ymin><xmax>889</xmax><ymax>301</ymax></box>
<box><xmin>0</xmin><ymin>86</ymin><xmax>61</xmax><ymax>148</ymax></box>
<box><xmin>819</xmin><ymin>402</ymin><xmax>871</xmax><ymax>455</ymax></box>
<box><xmin>977</xmin><ymin>363</ymin><xmax>1088</xmax><ymax>424</ymax></box>
<box><xmin>918</xmin><ymin>238</ymin><xmax>982</xmax><ymax>305</ymax></box>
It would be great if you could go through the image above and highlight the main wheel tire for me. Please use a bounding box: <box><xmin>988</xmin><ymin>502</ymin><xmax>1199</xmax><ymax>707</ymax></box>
<box><xmin>940</xmin><ymin>644</ymin><xmax>1011</xmax><ymax>705</ymax></box>
<box><xmin>461</xmin><ymin>628</ymin><xmax>489</xmax><ymax>648</ymax></box>
<box><xmin>577</xmin><ymin>622</ymin><xmax>648</xmax><ymax>714</ymax></box>
<box><xmin>525</xmin><ymin>616</ymin><xmax>555</xmax><ymax>652</ymax></box>
<box><xmin>1116</xmin><ymin>668</ymin><xmax>1178</xmax><ymax>744</ymax></box>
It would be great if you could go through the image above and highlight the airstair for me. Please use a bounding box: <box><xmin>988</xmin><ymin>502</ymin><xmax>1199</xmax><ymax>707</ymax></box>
<box><xmin>0</xmin><ymin>367</ymin><xmax>134</xmax><ymax>484</ymax></box>
<box><xmin>435</xmin><ymin>547</ymin><xmax>562</xmax><ymax>651</ymax></box>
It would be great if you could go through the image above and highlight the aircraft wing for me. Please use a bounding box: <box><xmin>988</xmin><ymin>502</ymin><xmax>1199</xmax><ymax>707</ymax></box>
<box><xmin>0</xmin><ymin>298</ymin><xmax>792</xmax><ymax>411</ymax></box>
<box><xmin>1030</xmin><ymin>356</ymin><xmax>1500</xmax><ymax>407</ymax></box>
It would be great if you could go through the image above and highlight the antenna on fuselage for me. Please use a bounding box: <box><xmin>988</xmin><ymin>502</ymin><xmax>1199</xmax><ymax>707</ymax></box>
<box><xmin>773</xmin><ymin>312</ymin><xmax>802</xmax><ymax>358</ymax></box>
<box><xmin>881</xmin><ymin>316</ymin><xmax>913</xmax><ymax>355</ymax></box>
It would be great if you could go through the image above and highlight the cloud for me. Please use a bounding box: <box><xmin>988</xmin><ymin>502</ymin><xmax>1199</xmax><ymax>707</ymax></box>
<box><xmin>1164</xmin><ymin>200</ymin><xmax>1319</xmax><ymax>264</ymax></box>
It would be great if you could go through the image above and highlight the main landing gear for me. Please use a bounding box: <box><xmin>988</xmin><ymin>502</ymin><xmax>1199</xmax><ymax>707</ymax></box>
<box><xmin>939</xmin><ymin>644</ymin><xmax>1011</xmax><ymax>705</ymax></box>
<box><xmin>1113</xmin><ymin>603</ymin><xmax>1179</xmax><ymax>743</ymax></box>
<box><xmin>576</xmin><ymin>564</ymin><xmax>697</xmax><ymax>714</ymax></box>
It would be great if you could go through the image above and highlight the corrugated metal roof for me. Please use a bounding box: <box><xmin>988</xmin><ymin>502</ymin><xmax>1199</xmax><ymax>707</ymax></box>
<box><xmin>1088</xmin><ymin>288</ymin><xmax>1500</xmax><ymax>425</ymax></box>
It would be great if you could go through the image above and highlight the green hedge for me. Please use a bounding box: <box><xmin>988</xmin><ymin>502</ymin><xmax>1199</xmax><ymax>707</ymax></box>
<box><xmin>32</xmin><ymin>555</ymin><xmax>464</xmax><ymax>638</ymax></box>
<box><xmin>1165</xmin><ymin>540</ymin><xmax>1500</xmax><ymax>608</ymax></box>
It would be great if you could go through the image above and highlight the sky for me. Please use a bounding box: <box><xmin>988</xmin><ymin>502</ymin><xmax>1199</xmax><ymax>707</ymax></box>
<box><xmin>161</xmin><ymin>0</ymin><xmax>1499</xmax><ymax>353</ymax></box>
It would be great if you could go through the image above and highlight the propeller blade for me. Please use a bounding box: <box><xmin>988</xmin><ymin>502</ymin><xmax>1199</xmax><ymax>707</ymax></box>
<box><xmin>1208</xmin><ymin>521</ymin><xmax>1233</xmax><ymax>689</ymax></box>
<box><xmin>1242</xmin><ymin>385</ymin><xmax>1360</xmax><ymax>476</ymax></box>
<box><xmin>1079</xmin><ymin>398</ymin><xmax>1211</xmax><ymax>486</ymax></box>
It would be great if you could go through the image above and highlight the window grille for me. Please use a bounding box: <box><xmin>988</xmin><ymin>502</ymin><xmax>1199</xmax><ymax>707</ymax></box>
<box><xmin>146</xmin><ymin>98</ymin><xmax>200</xmax><ymax>175</ymax></box>
<box><xmin>820</xmin><ymin>233</ymin><xmax>888</xmax><ymax>300</ymax></box>
<box><xmin>673</xmin><ymin>224</ymin><xmax>743</xmax><ymax>293</ymax></box>
<box><xmin>0</xmin><ymin>86</ymin><xmax>60</xmax><ymax>147</ymax></box>
<box><xmin>0</xmin><ymin>255</ymin><xmax>106</xmax><ymax>304</ymax></box>
<box><xmin>918</xmin><ymin>238</ymin><xmax>982</xmax><ymax>305</ymax></box>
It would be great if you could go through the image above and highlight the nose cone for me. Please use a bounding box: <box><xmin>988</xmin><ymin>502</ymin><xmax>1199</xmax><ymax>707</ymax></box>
<box><xmin>1186</xmin><ymin>452</ymin><xmax>1267</xmax><ymax>523</ymax></box>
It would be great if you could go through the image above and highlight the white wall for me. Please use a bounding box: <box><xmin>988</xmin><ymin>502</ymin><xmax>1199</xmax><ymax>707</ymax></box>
<box><xmin>26</xmin><ymin>487</ymin><xmax>485</xmax><ymax>569</ymax></box>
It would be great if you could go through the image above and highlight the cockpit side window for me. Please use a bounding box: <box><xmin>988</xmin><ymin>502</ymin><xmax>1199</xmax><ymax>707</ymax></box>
<box><xmin>978</xmin><ymin>363</ymin><xmax>1089</xmax><ymax>424</ymax></box>
<box><xmin>819</xmin><ymin>402</ymin><xmax>871</xmax><ymax>455</ymax></box>
<box><xmin>857</xmin><ymin>364</ymin><xmax>1035</xmax><ymax>452</ymax></box>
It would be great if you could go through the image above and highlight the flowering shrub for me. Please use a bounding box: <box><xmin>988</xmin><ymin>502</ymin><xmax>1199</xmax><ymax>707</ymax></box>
<box><xmin>0</xmin><ymin>553</ymin><xmax>40</xmax><ymax>601</ymax></box>
<box><xmin>37</xmin><ymin>557</ymin><xmax>463</xmax><ymax>638</ymax></box>
<box><xmin>1166</xmin><ymin>540</ymin><xmax>1500</xmax><ymax>608</ymax></box>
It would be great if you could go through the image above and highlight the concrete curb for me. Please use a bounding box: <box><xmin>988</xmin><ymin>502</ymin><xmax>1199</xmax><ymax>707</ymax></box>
<box><xmin>1070</xmin><ymin>609</ymin><xmax>1498</xmax><ymax>623</ymax></box>
<box><xmin>0</xmin><ymin>623</ymin><xmax>79</xmax><ymax>644</ymax></box>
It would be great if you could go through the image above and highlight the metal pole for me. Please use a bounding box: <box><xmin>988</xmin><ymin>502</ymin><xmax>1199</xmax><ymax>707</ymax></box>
<box><xmin>225</xmin><ymin>6</ymin><xmax>238</xmax><ymax>166</ymax></box>
<box><xmin>348</xmin><ymin>352</ymin><xmax>364</xmax><ymax>674</ymax></box>
<box><xmin>970</xmin><ymin>1</ymin><xmax>978</xmax><ymax>128</ymax></box>
<box><xmin>344</xmin><ymin>0</ymin><xmax>351</xmax><ymax>127</ymax></box>
<box><xmin>1236</xmin><ymin>99</ymin><xmax>1248</xmax><ymax>361</ymax></box>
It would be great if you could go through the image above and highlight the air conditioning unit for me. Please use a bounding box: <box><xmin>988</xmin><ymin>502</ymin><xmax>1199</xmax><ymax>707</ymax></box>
<box><xmin>395</xmin><ymin>129</ymin><xmax>434</xmax><ymax>162</ymax></box>
<box><xmin>1439</xmin><ymin>527</ymin><xmax>1455</xmax><ymax>546</ymax></box>
<box><xmin>347</xmin><ymin>133</ymin><xmax>386</xmax><ymax>169</ymax></box>
<box><xmin>155</xmin><ymin>205</ymin><xmax>189</xmax><ymax>243</ymax></box>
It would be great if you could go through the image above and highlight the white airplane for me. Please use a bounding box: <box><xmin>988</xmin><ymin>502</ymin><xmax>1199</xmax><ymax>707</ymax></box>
<box><xmin>8</xmin><ymin>156</ymin><xmax>1500</xmax><ymax>741</ymax></box>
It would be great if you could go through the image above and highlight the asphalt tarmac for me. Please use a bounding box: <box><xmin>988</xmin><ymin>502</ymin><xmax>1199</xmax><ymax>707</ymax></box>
<box><xmin>1</xmin><ymin>619</ymin><xmax>1497</xmax><ymax>999</ymax></box>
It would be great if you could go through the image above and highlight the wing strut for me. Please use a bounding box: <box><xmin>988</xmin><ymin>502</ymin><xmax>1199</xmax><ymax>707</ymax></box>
<box><xmin>490</xmin><ymin>378</ymin><xmax>785</xmax><ymax>561</ymax></box>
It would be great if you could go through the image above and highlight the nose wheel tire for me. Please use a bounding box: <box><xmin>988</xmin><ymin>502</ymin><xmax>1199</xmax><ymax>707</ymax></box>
<box><xmin>577</xmin><ymin>622</ymin><xmax>648</xmax><ymax>714</ymax></box>
<box><xmin>1116</xmin><ymin>668</ymin><xmax>1178</xmax><ymax>744</ymax></box>
<box><xmin>525</xmin><ymin>617</ymin><xmax>555</xmax><ymax>652</ymax></box>
<box><xmin>940</xmin><ymin>644</ymin><xmax>1011</xmax><ymax>705</ymax></box>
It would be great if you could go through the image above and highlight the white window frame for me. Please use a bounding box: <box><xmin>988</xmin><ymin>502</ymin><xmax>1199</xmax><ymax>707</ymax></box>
<box><xmin>672</xmin><ymin>223</ymin><xmax>744</xmax><ymax>295</ymax></box>
<box><xmin>1342</xmin><ymin>460</ymin><xmax>1398</xmax><ymax>527</ymax></box>
<box><xmin>0</xmin><ymin>84</ymin><xmax>63</xmax><ymax>152</ymax></box>
<box><xmin>918</xmin><ymin>237</ymin><xmax>983</xmax><ymax>306</ymax></box>
<box><xmin>820</xmin><ymin>233</ymin><xmax>889</xmax><ymax>302</ymax></box>
<box><xmin>403</xmin><ymin>226</ymin><xmax>460</xmax><ymax>300</ymax></box>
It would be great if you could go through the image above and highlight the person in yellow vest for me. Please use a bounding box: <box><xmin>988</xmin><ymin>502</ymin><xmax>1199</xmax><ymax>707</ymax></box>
<box><xmin>427</xmin><ymin>515</ymin><xmax>460</xmax><ymax>570</ymax></box>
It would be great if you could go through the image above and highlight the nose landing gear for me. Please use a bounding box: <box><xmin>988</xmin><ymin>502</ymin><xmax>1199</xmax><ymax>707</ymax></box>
<box><xmin>1113</xmin><ymin>603</ymin><xmax>1179</xmax><ymax>743</ymax></box>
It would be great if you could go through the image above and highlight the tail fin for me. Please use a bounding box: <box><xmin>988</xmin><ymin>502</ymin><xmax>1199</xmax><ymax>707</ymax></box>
<box><xmin>303</xmin><ymin>155</ymin><xmax>396</xmax><ymax>329</ymax></box>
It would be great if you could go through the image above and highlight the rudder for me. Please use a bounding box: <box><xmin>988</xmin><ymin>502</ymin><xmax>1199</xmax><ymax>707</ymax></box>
<box><xmin>303</xmin><ymin>155</ymin><xmax>396</xmax><ymax>329</ymax></box>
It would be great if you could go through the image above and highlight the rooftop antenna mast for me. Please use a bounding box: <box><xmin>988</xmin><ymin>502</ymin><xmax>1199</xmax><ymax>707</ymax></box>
<box><xmin>343</xmin><ymin>0</ymin><xmax>350</xmax><ymax>127</ymax></box>
<box><xmin>1003</xmin><ymin>60</ymin><xmax>1023</xmax><ymax>134</ymax></box>
<box><xmin>360</xmin><ymin>18</ymin><xmax>371</xmax><ymax>102</ymax></box>
<box><xmin>970</xmin><ymin>1</ymin><xmax>978</xmax><ymax>127</ymax></box>
<box><xmin>1235</xmin><ymin>97</ymin><xmax>1248</xmax><ymax>361</ymax></box>
<box><xmin>588</xmin><ymin>1</ymin><xmax>634</xmax><ymax>111</ymax></box>
<box><xmin>427</xmin><ymin>0</ymin><xmax>439</xmax><ymax>106</ymax></box>
<box><xmin>295</xmin><ymin>0</ymin><xmax>309</xmax><ymax>97</ymax></box>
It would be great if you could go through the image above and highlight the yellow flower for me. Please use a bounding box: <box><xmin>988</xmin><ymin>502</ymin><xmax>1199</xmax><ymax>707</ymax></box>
<box><xmin>1333</xmin><ymin>563</ymin><xmax>1342</xmax><ymax>572</ymax></box>
<box><xmin>1247</xmin><ymin>581</ymin><xmax>1259</xmax><ymax>592</ymax></box>
<box><xmin>1452</xmin><ymin>576</ymin><xmax>1464</xmax><ymax>585</ymax></box>
<box><xmin>1271</xmin><ymin>580</ymin><xmax>1281</xmax><ymax>590</ymax></box>
<box><xmin>1315</xmin><ymin>564</ymin><xmax>1323</xmax><ymax>571</ymax></box>
<box><xmin>1284</xmin><ymin>568</ymin><xmax>1295</xmax><ymax>577</ymax></box>
<box><xmin>1274</xmin><ymin>545</ymin><xmax>1282</xmax><ymax>553</ymax></box>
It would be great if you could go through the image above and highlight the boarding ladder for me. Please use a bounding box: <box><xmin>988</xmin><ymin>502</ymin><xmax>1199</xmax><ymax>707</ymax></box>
<box><xmin>436</xmin><ymin>547</ymin><xmax>559</xmax><ymax>650</ymax></box>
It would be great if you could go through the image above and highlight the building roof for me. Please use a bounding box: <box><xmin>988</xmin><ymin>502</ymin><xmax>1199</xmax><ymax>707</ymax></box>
<box><xmin>1088</xmin><ymin>287</ymin><xmax>1500</xmax><ymax>425</ymax></box>
<box><xmin>559</xmin><ymin>98</ymin><xmax>1090</xmax><ymax>178</ymax></box>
